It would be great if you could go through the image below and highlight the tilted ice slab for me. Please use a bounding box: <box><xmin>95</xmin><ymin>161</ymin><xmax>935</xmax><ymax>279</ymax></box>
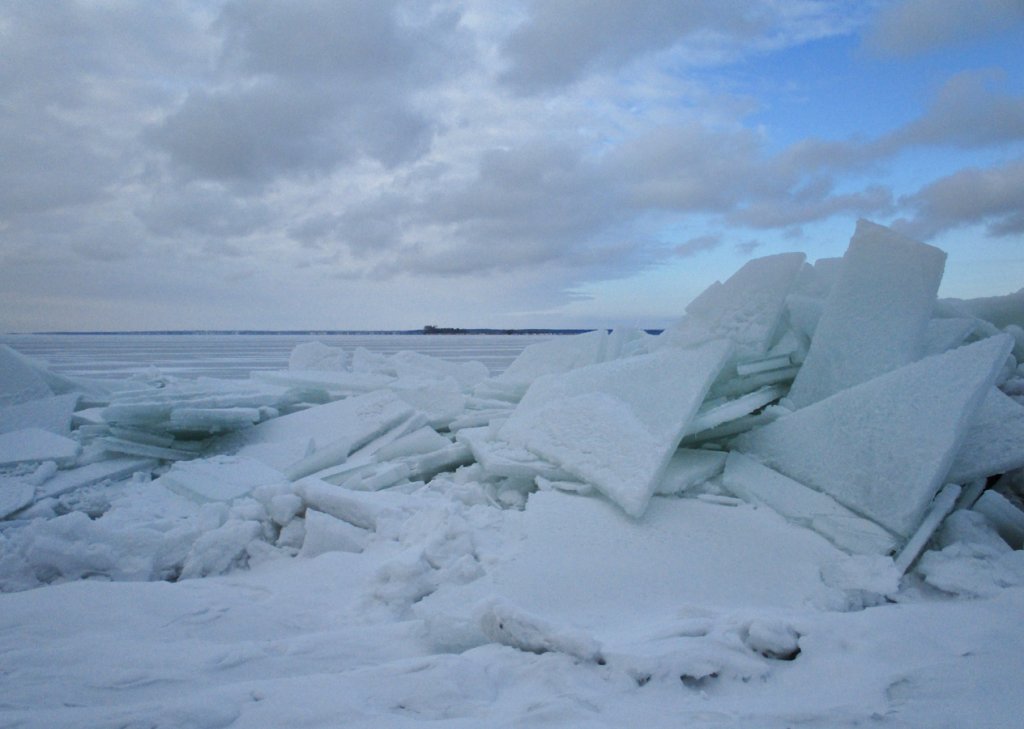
<box><xmin>658</xmin><ymin>252</ymin><xmax>805</xmax><ymax>361</ymax></box>
<box><xmin>735</xmin><ymin>335</ymin><xmax>1014</xmax><ymax>538</ymax></box>
<box><xmin>0</xmin><ymin>427</ymin><xmax>80</xmax><ymax>467</ymax></box>
<box><xmin>0</xmin><ymin>393</ymin><xmax>80</xmax><ymax>436</ymax></box>
<box><xmin>235</xmin><ymin>390</ymin><xmax>417</xmax><ymax>474</ymax></box>
<box><xmin>500</xmin><ymin>339</ymin><xmax>732</xmax><ymax>517</ymax></box>
<box><xmin>788</xmin><ymin>220</ymin><xmax>946</xmax><ymax>408</ymax></box>
<box><xmin>480</xmin><ymin>330</ymin><xmax>608</xmax><ymax>400</ymax></box>
<box><xmin>0</xmin><ymin>345</ymin><xmax>53</xmax><ymax>407</ymax></box>
<box><xmin>156</xmin><ymin>455</ymin><xmax>288</xmax><ymax>503</ymax></box>
<box><xmin>948</xmin><ymin>387</ymin><xmax>1024</xmax><ymax>484</ymax></box>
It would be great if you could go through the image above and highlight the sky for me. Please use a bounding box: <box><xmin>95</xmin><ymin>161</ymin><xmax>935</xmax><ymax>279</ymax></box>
<box><xmin>1</xmin><ymin>0</ymin><xmax>1023</xmax><ymax>332</ymax></box>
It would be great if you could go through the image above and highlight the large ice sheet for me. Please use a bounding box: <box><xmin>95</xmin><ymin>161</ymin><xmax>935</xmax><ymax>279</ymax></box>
<box><xmin>948</xmin><ymin>388</ymin><xmax>1024</xmax><ymax>483</ymax></box>
<box><xmin>0</xmin><ymin>393</ymin><xmax>80</xmax><ymax>435</ymax></box>
<box><xmin>788</xmin><ymin>220</ymin><xmax>946</xmax><ymax>408</ymax></box>
<box><xmin>735</xmin><ymin>335</ymin><xmax>1014</xmax><ymax>537</ymax></box>
<box><xmin>658</xmin><ymin>253</ymin><xmax>805</xmax><ymax>360</ymax></box>
<box><xmin>0</xmin><ymin>427</ymin><xmax>80</xmax><ymax>466</ymax></box>
<box><xmin>237</xmin><ymin>390</ymin><xmax>415</xmax><ymax>471</ymax></box>
<box><xmin>484</xmin><ymin>330</ymin><xmax>608</xmax><ymax>398</ymax></box>
<box><xmin>0</xmin><ymin>345</ymin><xmax>53</xmax><ymax>407</ymax></box>
<box><xmin>156</xmin><ymin>455</ymin><xmax>286</xmax><ymax>503</ymax></box>
<box><xmin>499</xmin><ymin>340</ymin><xmax>732</xmax><ymax>517</ymax></box>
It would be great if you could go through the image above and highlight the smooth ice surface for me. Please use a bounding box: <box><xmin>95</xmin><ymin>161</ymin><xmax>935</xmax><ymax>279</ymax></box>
<box><xmin>157</xmin><ymin>455</ymin><xmax>286</xmax><ymax>503</ymax></box>
<box><xmin>658</xmin><ymin>252</ymin><xmax>805</xmax><ymax>360</ymax></box>
<box><xmin>0</xmin><ymin>427</ymin><xmax>80</xmax><ymax>466</ymax></box>
<box><xmin>736</xmin><ymin>335</ymin><xmax>1014</xmax><ymax>537</ymax></box>
<box><xmin>948</xmin><ymin>387</ymin><xmax>1024</xmax><ymax>483</ymax></box>
<box><xmin>0</xmin><ymin>393</ymin><xmax>79</xmax><ymax>435</ymax></box>
<box><xmin>788</xmin><ymin>220</ymin><xmax>947</xmax><ymax>408</ymax></box>
<box><xmin>0</xmin><ymin>345</ymin><xmax>52</xmax><ymax>406</ymax></box>
<box><xmin>722</xmin><ymin>452</ymin><xmax>899</xmax><ymax>555</ymax></box>
<box><xmin>500</xmin><ymin>340</ymin><xmax>732</xmax><ymax>517</ymax></box>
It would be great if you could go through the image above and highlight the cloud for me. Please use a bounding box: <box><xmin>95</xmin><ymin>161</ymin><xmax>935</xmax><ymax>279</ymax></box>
<box><xmin>500</xmin><ymin>0</ymin><xmax>857</xmax><ymax>93</ymax></box>
<box><xmin>863</xmin><ymin>0</ymin><xmax>1024</xmax><ymax>57</ymax></box>
<box><xmin>735</xmin><ymin>240</ymin><xmax>763</xmax><ymax>256</ymax></box>
<box><xmin>894</xmin><ymin>157</ymin><xmax>1024</xmax><ymax>240</ymax></box>
<box><xmin>674</xmin><ymin>234</ymin><xmax>722</xmax><ymax>258</ymax></box>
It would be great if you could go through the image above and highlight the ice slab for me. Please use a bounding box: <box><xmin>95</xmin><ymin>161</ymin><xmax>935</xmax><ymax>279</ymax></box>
<box><xmin>36</xmin><ymin>457</ymin><xmax>158</xmax><ymax>500</ymax></box>
<box><xmin>167</xmin><ymin>407</ymin><xmax>262</xmax><ymax>434</ymax></box>
<box><xmin>0</xmin><ymin>345</ymin><xmax>53</xmax><ymax>407</ymax></box>
<box><xmin>683</xmin><ymin>386</ymin><xmax>785</xmax><ymax>436</ymax></box>
<box><xmin>387</xmin><ymin>376</ymin><xmax>466</xmax><ymax>429</ymax></box>
<box><xmin>735</xmin><ymin>335</ymin><xmax>1014</xmax><ymax>537</ymax></box>
<box><xmin>500</xmin><ymin>340</ymin><xmax>733</xmax><ymax>517</ymax></box>
<box><xmin>0</xmin><ymin>480</ymin><xmax>35</xmax><ymax>519</ymax></box>
<box><xmin>948</xmin><ymin>388</ymin><xmax>1024</xmax><ymax>484</ymax></box>
<box><xmin>654</xmin><ymin>448</ymin><xmax>727</xmax><ymax>495</ymax></box>
<box><xmin>658</xmin><ymin>252</ymin><xmax>805</xmax><ymax>360</ymax></box>
<box><xmin>973</xmin><ymin>491</ymin><xmax>1024</xmax><ymax>549</ymax></box>
<box><xmin>391</xmin><ymin>350</ymin><xmax>489</xmax><ymax>389</ymax></box>
<box><xmin>788</xmin><ymin>220</ymin><xmax>947</xmax><ymax>408</ymax></box>
<box><xmin>288</xmin><ymin>341</ymin><xmax>348</xmax><ymax>371</ymax></box>
<box><xmin>0</xmin><ymin>393</ymin><xmax>80</xmax><ymax>435</ymax></box>
<box><xmin>157</xmin><ymin>455</ymin><xmax>286</xmax><ymax>503</ymax></box>
<box><xmin>299</xmin><ymin>509</ymin><xmax>367</xmax><ymax>557</ymax></box>
<box><xmin>893</xmin><ymin>483</ymin><xmax>961</xmax><ymax>574</ymax></box>
<box><xmin>485</xmin><ymin>330</ymin><xmax>608</xmax><ymax>398</ymax></box>
<box><xmin>0</xmin><ymin>427</ymin><xmax>80</xmax><ymax>466</ymax></box>
<box><xmin>252</xmin><ymin>369</ymin><xmax>393</xmax><ymax>396</ymax></box>
<box><xmin>924</xmin><ymin>318</ymin><xmax>978</xmax><ymax>356</ymax></box>
<box><xmin>722</xmin><ymin>452</ymin><xmax>899</xmax><ymax>555</ymax></box>
<box><xmin>456</xmin><ymin>427</ymin><xmax>572</xmax><ymax>481</ymax></box>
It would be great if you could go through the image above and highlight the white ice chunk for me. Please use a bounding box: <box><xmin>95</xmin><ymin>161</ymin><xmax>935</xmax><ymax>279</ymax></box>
<box><xmin>299</xmin><ymin>509</ymin><xmax>367</xmax><ymax>557</ymax></box>
<box><xmin>654</xmin><ymin>449</ymin><xmax>728</xmax><ymax>495</ymax></box>
<box><xmin>942</xmin><ymin>287</ymin><xmax>1024</xmax><ymax>330</ymax></box>
<box><xmin>924</xmin><ymin>317</ymin><xmax>978</xmax><ymax>356</ymax></box>
<box><xmin>295</xmin><ymin>477</ymin><xmax>411</xmax><ymax>530</ymax></box>
<box><xmin>374</xmin><ymin>427</ymin><xmax>451</xmax><ymax>462</ymax></box>
<box><xmin>456</xmin><ymin>427</ymin><xmax>572</xmax><ymax>481</ymax></box>
<box><xmin>500</xmin><ymin>340</ymin><xmax>732</xmax><ymax>517</ymax></box>
<box><xmin>156</xmin><ymin>455</ymin><xmax>286</xmax><ymax>503</ymax></box>
<box><xmin>167</xmin><ymin>407</ymin><xmax>261</xmax><ymax>434</ymax></box>
<box><xmin>788</xmin><ymin>220</ymin><xmax>947</xmax><ymax>408</ymax></box>
<box><xmin>893</xmin><ymin>483</ymin><xmax>961</xmax><ymax>574</ymax></box>
<box><xmin>658</xmin><ymin>252</ymin><xmax>805</xmax><ymax>360</ymax></box>
<box><xmin>736</xmin><ymin>335</ymin><xmax>1014</xmax><ymax>537</ymax></box>
<box><xmin>477</xmin><ymin>597</ymin><xmax>604</xmax><ymax>662</ymax></box>
<box><xmin>0</xmin><ymin>393</ymin><xmax>80</xmax><ymax>436</ymax></box>
<box><xmin>948</xmin><ymin>388</ymin><xmax>1024</xmax><ymax>483</ymax></box>
<box><xmin>0</xmin><ymin>345</ymin><xmax>53</xmax><ymax>406</ymax></box>
<box><xmin>36</xmin><ymin>457</ymin><xmax>157</xmax><ymax>500</ymax></box>
<box><xmin>288</xmin><ymin>341</ymin><xmax>348</xmax><ymax>371</ymax></box>
<box><xmin>972</xmin><ymin>491</ymin><xmax>1024</xmax><ymax>549</ymax></box>
<box><xmin>0</xmin><ymin>427</ymin><xmax>80</xmax><ymax>466</ymax></box>
<box><xmin>391</xmin><ymin>350</ymin><xmax>489</xmax><ymax>389</ymax></box>
<box><xmin>388</xmin><ymin>376</ymin><xmax>466</xmax><ymax>429</ymax></box>
<box><xmin>0</xmin><ymin>480</ymin><xmax>35</xmax><ymax>519</ymax></box>
<box><xmin>785</xmin><ymin>294</ymin><xmax>824</xmax><ymax>340</ymax></box>
<box><xmin>486</xmin><ymin>330</ymin><xmax>608</xmax><ymax>398</ymax></box>
<box><xmin>253</xmin><ymin>369</ymin><xmax>393</xmax><ymax>396</ymax></box>
<box><xmin>239</xmin><ymin>390</ymin><xmax>415</xmax><ymax>471</ymax></box>
<box><xmin>683</xmin><ymin>386</ymin><xmax>785</xmax><ymax>436</ymax></box>
<box><xmin>722</xmin><ymin>452</ymin><xmax>899</xmax><ymax>555</ymax></box>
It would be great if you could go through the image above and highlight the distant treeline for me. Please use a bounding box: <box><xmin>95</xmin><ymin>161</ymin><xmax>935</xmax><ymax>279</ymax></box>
<box><xmin>33</xmin><ymin>327</ymin><xmax>664</xmax><ymax>336</ymax></box>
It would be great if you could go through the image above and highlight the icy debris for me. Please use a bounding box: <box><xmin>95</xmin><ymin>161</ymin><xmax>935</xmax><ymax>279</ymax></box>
<box><xmin>892</xmin><ymin>483</ymin><xmax>961</xmax><ymax>574</ymax></box>
<box><xmin>500</xmin><ymin>340</ymin><xmax>732</xmax><ymax>517</ymax></box>
<box><xmin>736</xmin><ymin>335</ymin><xmax>1013</xmax><ymax>538</ymax></box>
<box><xmin>972</xmin><ymin>491</ymin><xmax>1024</xmax><ymax>550</ymax></box>
<box><xmin>0</xmin><ymin>481</ymin><xmax>36</xmax><ymax>519</ymax></box>
<box><xmin>477</xmin><ymin>597</ymin><xmax>604</xmax><ymax>663</ymax></box>
<box><xmin>658</xmin><ymin>252</ymin><xmax>805</xmax><ymax>361</ymax></box>
<box><xmin>0</xmin><ymin>428</ymin><xmax>81</xmax><ymax>467</ymax></box>
<box><xmin>948</xmin><ymin>388</ymin><xmax>1024</xmax><ymax>484</ymax></box>
<box><xmin>387</xmin><ymin>376</ymin><xmax>466</xmax><ymax>429</ymax></box>
<box><xmin>0</xmin><ymin>393</ymin><xmax>80</xmax><ymax>436</ymax></box>
<box><xmin>299</xmin><ymin>509</ymin><xmax>367</xmax><ymax>557</ymax></box>
<box><xmin>392</xmin><ymin>350</ymin><xmax>489</xmax><ymax>389</ymax></box>
<box><xmin>35</xmin><ymin>457</ymin><xmax>157</xmax><ymax>500</ymax></box>
<box><xmin>156</xmin><ymin>455</ymin><xmax>286</xmax><ymax>503</ymax></box>
<box><xmin>654</xmin><ymin>449</ymin><xmax>728</xmax><ymax>496</ymax></box>
<box><xmin>288</xmin><ymin>340</ymin><xmax>348</xmax><ymax>371</ymax></box>
<box><xmin>0</xmin><ymin>345</ymin><xmax>54</xmax><ymax>406</ymax></box>
<box><xmin>476</xmin><ymin>330</ymin><xmax>608</xmax><ymax>401</ymax></box>
<box><xmin>924</xmin><ymin>317</ymin><xmax>978</xmax><ymax>356</ymax></box>
<box><xmin>788</xmin><ymin>220</ymin><xmax>946</xmax><ymax>408</ymax></box>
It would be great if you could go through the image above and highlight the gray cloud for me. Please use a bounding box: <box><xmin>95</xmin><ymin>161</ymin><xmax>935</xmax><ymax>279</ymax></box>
<box><xmin>864</xmin><ymin>0</ymin><xmax>1024</xmax><ymax>57</ymax></box>
<box><xmin>674</xmin><ymin>234</ymin><xmax>722</xmax><ymax>258</ymax></box>
<box><xmin>894</xmin><ymin>158</ymin><xmax>1024</xmax><ymax>240</ymax></box>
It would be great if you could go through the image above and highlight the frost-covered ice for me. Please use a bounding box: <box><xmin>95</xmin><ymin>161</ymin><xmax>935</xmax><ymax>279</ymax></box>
<box><xmin>2</xmin><ymin>220</ymin><xmax>1024</xmax><ymax>728</ymax></box>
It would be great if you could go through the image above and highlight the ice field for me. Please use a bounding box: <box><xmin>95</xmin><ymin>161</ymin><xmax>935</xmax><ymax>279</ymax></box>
<box><xmin>2</xmin><ymin>221</ymin><xmax>1024</xmax><ymax>727</ymax></box>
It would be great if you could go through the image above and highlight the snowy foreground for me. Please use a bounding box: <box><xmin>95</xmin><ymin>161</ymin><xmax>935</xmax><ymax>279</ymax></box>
<box><xmin>3</xmin><ymin>221</ymin><xmax>1024</xmax><ymax>727</ymax></box>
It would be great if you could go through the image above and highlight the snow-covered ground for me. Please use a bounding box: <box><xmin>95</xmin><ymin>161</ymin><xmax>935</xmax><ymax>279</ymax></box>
<box><xmin>2</xmin><ymin>222</ymin><xmax>1024</xmax><ymax>727</ymax></box>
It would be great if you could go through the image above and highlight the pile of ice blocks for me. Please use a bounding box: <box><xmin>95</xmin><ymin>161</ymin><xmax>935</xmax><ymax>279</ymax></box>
<box><xmin>2</xmin><ymin>220</ymin><xmax>1023</xmax><ymax>590</ymax></box>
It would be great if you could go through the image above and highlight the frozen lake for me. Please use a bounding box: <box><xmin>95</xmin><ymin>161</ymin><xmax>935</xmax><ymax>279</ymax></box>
<box><xmin>0</xmin><ymin>333</ymin><xmax>557</xmax><ymax>381</ymax></box>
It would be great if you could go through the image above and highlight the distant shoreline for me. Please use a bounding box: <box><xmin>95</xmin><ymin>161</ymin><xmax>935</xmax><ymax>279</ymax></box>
<box><xmin>7</xmin><ymin>328</ymin><xmax>621</xmax><ymax>336</ymax></box>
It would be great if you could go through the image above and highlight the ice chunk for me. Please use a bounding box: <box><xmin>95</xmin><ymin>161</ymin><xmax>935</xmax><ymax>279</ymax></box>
<box><xmin>299</xmin><ymin>509</ymin><xmax>367</xmax><ymax>557</ymax></box>
<box><xmin>500</xmin><ymin>340</ymin><xmax>732</xmax><ymax>517</ymax></box>
<box><xmin>374</xmin><ymin>427</ymin><xmax>451</xmax><ymax>462</ymax></box>
<box><xmin>683</xmin><ymin>386</ymin><xmax>785</xmax><ymax>436</ymax></box>
<box><xmin>456</xmin><ymin>427</ymin><xmax>572</xmax><ymax>481</ymax></box>
<box><xmin>156</xmin><ymin>455</ymin><xmax>286</xmax><ymax>503</ymax></box>
<box><xmin>35</xmin><ymin>457</ymin><xmax>157</xmax><ymax>500</ymax></box>
<box><xmin>972</xmin><ymin>491</ymin><xmax>1024</xmax><ymax>549</ymax></box>
<box><xmin>893</xmin><ymin>483</ymin><xmax>961</xmax><ymax>574</ymax></box>
<box><xmin>253</xmin><ymin>369</ymin><xmax>393</xmax><ymax>396</ymax></box>
<box><xmin>288</xmin><ymin>341</ymin><xmax>348</xmax><ymax>371</ymax></box>
<box><xmin>948</xmin><ymin>388</ymin><xmax>1024</xmax><ymax>484</ymax></box>
<box><xmin>736</xmin><ymin>335</ymin><xmax>1014</xmax><ymax>537</ymax></box>
<box><xmin>924</xmin><ymin>317</ymin><xmax>978</xmax><ymax>356</ymax></box>
<box><xmin>167</xmin><ymin>407</ymin><xmax>262</xmax><ymax>434</ymax></box>
<box><xmin>179</xmin><ymin>519</ymin><xmax>262</xmax><ymax>579</ymax></box>
<box><xmin>0</xmin><ymin>427</ymin><xmax>80</xmax><ymax>466</ymax></box>
<box><xmin>654</xmin><ymin>449</ymin><xmax>728</xmax><ymax>495</ymax></box>
<box><xmin>239</xmin><ymin>390</ymin><xmax>415</xmax><ymax>471</ymax></box>
<box><xmin>388</xmin><ymin>376</ymin><xmax>466</xmax><ymax>429</ymax></box>
<box><xmin>477</xmin><ymin>597</ymin><xmax>604</xmax><ymax>663</ymax></box>
<box><xmin>391</xmin><ymin>350</ymin><xmax>489</xmax><ymax>389</ymax></box>
<box><xmin>485</xmin><ymin>330</ymin><xmax>608</xmax><ymax>398</ymax></box>
<box><xmin>942</xmin><ymin>287</ymin><xmax>1024</xmax><ymax>330</ymax></box>
<box><xmin>788</xmin><ymin>220</ymin><xmax>946</xmax><ymax>408</ymax></box>
<box><xmin>1</xmin><ymin>480</ymin><xmax>35</xmax><ymax>519</ymax></box>
<box><xmin>721</xmin><ymin>452</ymin><xmax>899</xmax><ymax>555</ymax></box>
<box><xmin>658</xmin><ymin>252</ymin><xmax>805</xmax><ymax>360</ymax></box>
<box><xmin>0</xmin><ymin>393</ymin><xmax>80</xmax><ymax>436</ymax></box>
<box><xmin>0</xmin><ymin>345</ymin><xmax>53</xmax><ymax>406</ymax></box>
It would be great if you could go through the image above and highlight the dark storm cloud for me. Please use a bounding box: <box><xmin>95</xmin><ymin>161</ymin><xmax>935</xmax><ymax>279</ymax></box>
<box><xmin>863</xmin><ymin>0</ymin><xmax>1024</xmax><ymax>57</ymax></box>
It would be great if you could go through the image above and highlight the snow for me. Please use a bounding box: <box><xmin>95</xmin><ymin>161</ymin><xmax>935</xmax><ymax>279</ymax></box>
<box><xmin>2</xmin><ymin>221</ymin><xmax>1024</xmax><ymax>728</ymax></box>
<box><xmin>788</xmin><ymin>219</ymin><xmax>947</xmax><ymax>408</ymax></box>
